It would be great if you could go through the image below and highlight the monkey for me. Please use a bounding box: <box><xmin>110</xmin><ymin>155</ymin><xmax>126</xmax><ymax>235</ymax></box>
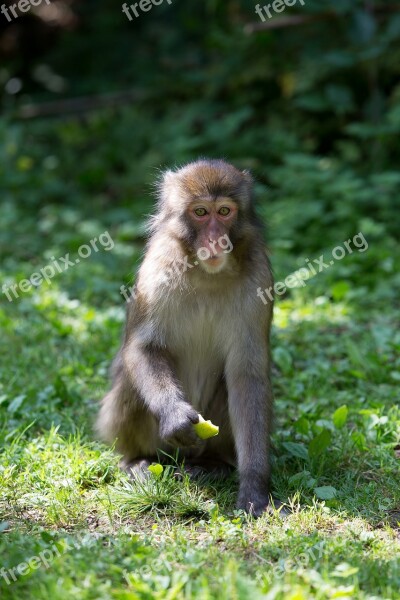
<box><xmin>97</xmin><ymin>159</ymin><xmax>275</xmax><ymax>516</ymax></box>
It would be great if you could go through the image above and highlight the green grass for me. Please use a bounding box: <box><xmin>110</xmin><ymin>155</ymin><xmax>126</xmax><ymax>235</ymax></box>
<box><xmin>0</xmin><ymin>113</ymin><xmax>399</xmax><ymax>599</ymax></box>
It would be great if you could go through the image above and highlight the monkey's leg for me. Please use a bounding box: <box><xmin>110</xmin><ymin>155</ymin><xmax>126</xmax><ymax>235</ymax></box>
<box><xmin>177</xmin><ymin>380</ymin><xmax>235</xmax><ymax>479</ymax></box>
<box><xmin>225</xmin><ymin>338</ymin><xmax>273</xmax><ymax>517</ymax></box>
<box><xmin>97</xmin><ymin>376</ymin><xmax>159</xmax><ymax>464</ymax></box>
<box><xmin>200</xmin><ymin>380</ymin><xmax>236</xmax><ymax>460</ymax></box>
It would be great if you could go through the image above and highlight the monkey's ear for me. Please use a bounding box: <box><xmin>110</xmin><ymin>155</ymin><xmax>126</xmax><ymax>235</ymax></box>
<box><xmin>161</xmin><ymin>169</ymin><xmax>177</xmax><ymax>185</ymax></box>
<box><xmin>157</xmin><ymin>168</ymin><xmax>180</xmax><ymax>200</ymax></box>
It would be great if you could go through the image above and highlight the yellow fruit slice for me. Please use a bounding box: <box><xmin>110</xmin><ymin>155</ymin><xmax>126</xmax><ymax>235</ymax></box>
<box><xmin>193</xmin><ymin>414</ymin><xmax>219</xmax><ymax>439</ymax></box>
<box><xmin>148</xmin><ymin>463</ymin><xmax>163</xmax><ymax>477</ymax></box>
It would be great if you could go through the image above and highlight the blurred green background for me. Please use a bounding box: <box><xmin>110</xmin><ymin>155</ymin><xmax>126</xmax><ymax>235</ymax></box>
<box><xmin>1</xmin><ymin>2</ymin><xmax>400</xmax><ymax>598</ymax></box>
<box><xmin>1</xmin><ymin>0</ymin><xmax>400</xmax><ymax>306</ymax></box>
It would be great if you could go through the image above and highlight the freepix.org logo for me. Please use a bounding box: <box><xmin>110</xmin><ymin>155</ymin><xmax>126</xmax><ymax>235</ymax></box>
<box><xmin>2</xmin><ymin>231</ymin><xmax>115</xmax><ymax>302</ymax></box>
<box><xmin>1</xmin><ymin>0</ymin><xmax>52</xmax><ymax>22</ymax></box>
<box><xmin>122</xmin><ymin>0</ymin><xmax>173</xmax><ymax>21</ymax></box>
<box><xmin>255</xmin><ymin>0</ymin><xmax>306</xmax><ymax>22</ymax></box>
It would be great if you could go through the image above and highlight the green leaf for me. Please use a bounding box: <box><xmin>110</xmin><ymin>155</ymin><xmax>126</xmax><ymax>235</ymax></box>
<box><xmin>294</xmin><ymin>416</ymin><xmax>310</xmax><ymax>435</ymax></box>
<box><xmin>314</xmin><ymin>486</ymin><xmax>337</xmax><ymax>500</ymax></box>
<box><xmin>7</xmin><ymin>394</ymin><xmax>26</xmax><ymax>414</ymax></box>
<box><xmin>333</xmin><ymin>405</ymin><xmax>348</xmax><ymax>429</ymax></box>
<box><xmin>349</xmin><ymin>369</ymin><xmax>366</xmax><ymax>380</ymax></box>
<box><xmin>289</xmin><ymin>471</ymin><xmax>316</xmax><ymax>489</ymax></box>
<box><xmin>282</xmin><ymin>442</ymin><xmax>309</xmax><ymax>461</ymax></box>
<box><xmin>308</xmin><ymin>429</ymin><xmax>332</xmax><ymax>458</ymax></box>
<box><xmin>331</xmin><ymin>280</ymin><xmax>350</xmax><ymax>301</ymax></box>
<box><xmin>40</xmin><ymin>531</ymin><xmax>56</xmax><ymax>543</ymax></box>
<box><xmin>351</xmin><ymin>431</ymin><xmax>367</xmax><ymax>451</ymax></box>
<box><xmin>273</xmin><ymin>347</ymin><xmax>293</xmax><ymax>374</ymax></box>
<box><xmin>54</xmin><ymin>375</ymin><xmax>70</xmax><ymax>402</ymax></box>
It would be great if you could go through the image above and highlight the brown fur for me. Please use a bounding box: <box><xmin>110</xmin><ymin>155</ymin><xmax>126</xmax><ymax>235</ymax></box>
<box><xmin>97</xmin><ymin>159</ymin><xmax>274</xmax><ymax>516</ymax></box>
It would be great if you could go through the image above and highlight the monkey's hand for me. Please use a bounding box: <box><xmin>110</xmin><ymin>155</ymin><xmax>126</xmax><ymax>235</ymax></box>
<box><xmin>159</xmin><ymin>403</ymin><xmax>200</xmax><ymax>448</ymax></box>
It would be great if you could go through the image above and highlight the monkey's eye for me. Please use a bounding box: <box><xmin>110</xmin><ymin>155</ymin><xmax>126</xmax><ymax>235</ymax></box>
<box><xmin>194</xmin><ymin>208</ymin><xmax>208</xmax><ymax>217</ymax></box>
<box><xmin>218</xmin><ymin>207</ymin><xmax>231</xmax><ymax>216</ymax></box>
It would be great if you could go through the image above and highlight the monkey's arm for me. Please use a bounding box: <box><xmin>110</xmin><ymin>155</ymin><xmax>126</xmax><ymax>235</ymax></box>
<box><xmin>225</xmin><ymin>327</ymin><xmax>272</xmax><ymax>516</ymax></box>
<box><xmin>122</xmin><ymin>336</ymin><xmax>199</xmax><ymax>447</ymax></box>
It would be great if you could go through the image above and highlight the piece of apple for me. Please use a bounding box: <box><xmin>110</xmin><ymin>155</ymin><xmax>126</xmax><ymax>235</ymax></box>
<box><xmin>148</xmin><ymin>463</ymin><xmax>163</xmax><ymax>477</ymax></box>
<box><xmin>193</xmin><ymin>414</ymin><xmax>219</xmax><ymax>439</ymax></box>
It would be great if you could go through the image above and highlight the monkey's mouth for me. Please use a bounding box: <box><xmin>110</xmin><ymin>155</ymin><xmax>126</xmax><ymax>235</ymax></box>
<box><xmin>206</xmin><ymin>255</ymin><xmax>224</xmax><ymax>266</ymax></box>
<box><xmin>201</xmin><ymin>254</ymin><xmax>227</xmax><ymax>274</ymax></box>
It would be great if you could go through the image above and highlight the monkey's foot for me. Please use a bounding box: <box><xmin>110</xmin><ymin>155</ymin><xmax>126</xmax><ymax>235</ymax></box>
<box><xmin>177</xmin><ymin>458</ymin><xmax>233</xmax><ymax>480</ymax></box>
<box><xmin>237</xmin><ymin>493</ymin><xmax>289</xmax><ymax>518</ymax></box>
<box><xmin>121</xmin><ymin>458</ymin><xmax>153</xmax><ymax>480</ymax></box>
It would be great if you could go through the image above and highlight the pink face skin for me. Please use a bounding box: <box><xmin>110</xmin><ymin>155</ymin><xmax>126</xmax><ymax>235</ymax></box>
<box><xmin>188</xmin><ymin>198</ymin><xmax>237</xmax><ymax>273</ymax></box>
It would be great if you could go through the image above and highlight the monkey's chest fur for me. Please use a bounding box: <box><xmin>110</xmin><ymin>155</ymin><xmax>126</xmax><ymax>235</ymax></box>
<box><xmin>158</xmin><ymin>290</ymin><xmax>230</xmax><ymax>414</ymax></box>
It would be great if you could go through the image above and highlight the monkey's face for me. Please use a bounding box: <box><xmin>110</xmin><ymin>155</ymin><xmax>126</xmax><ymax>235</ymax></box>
<box><xmin>157</xmin><ymin>160</ymin><xmax>254</xmax><ymax>275</ymax></box>
<box><xmin>187</xmin><ymin>198</ymin><xmax>236</xmax><ymax>274</ymax></box>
